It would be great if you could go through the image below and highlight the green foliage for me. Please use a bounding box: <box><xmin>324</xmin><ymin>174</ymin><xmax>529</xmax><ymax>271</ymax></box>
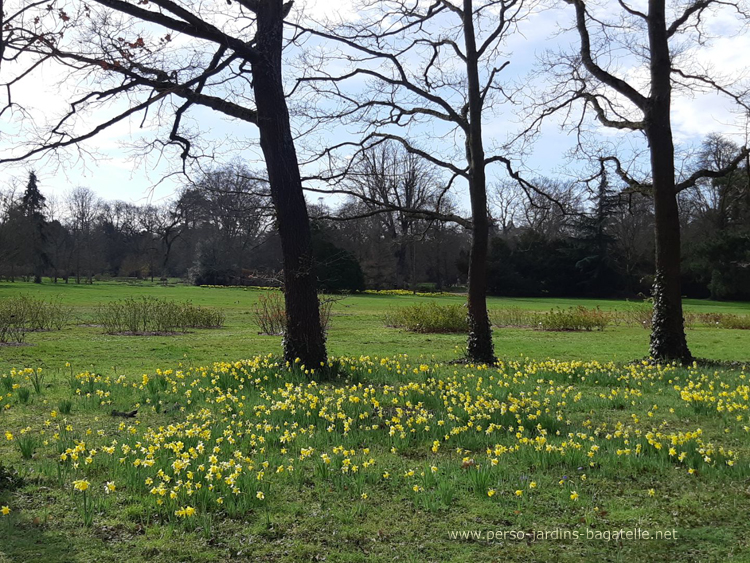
<box><xmin>539</xmin><ymin>306</ymin><xmax>609</xmax><ymax>331</ymax></box>
<box><xmin>0</xmin><ymin>298</ymin><xmax>27</xmax><ymax>344</ymax></box>
<box><xmin>95</xmin><ymin>297</ymin><xmax>224</xmax><ymax>334</ymax></box>
<box><xmin>28</xmin><ymin>368</ymin><xmax>44</xmax><ymax>395</ymax></box>
<box><xmin>16</xmin><ymin>388</ymin><xmax>30</xmax><ymax>404</ymax></box>
<box><xmin>384</xmin><ymin>302</ymin><xmax>467</xmax><ymax>333</ymax></box>
<box><xmin>58</xmin><ymin>399</ymin><xmax>73</xmax><ymax>415</ymax></box>
<box><xmin>312</xmin><ymin>224</ymin><xmax>365</xmax><ymax>293</ymax></box>
<box><xmin>16</xmin><ymin>434</ymin><xmax>37</xmax><ymax>459</ymax></box>
<box><xmin>492</xmin><ymin>306</ymin><xmax>609</xmax><ymax>331</ymax></box>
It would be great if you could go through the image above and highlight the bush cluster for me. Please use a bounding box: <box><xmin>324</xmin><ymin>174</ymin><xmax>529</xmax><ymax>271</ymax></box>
<box><xmin>96</xmin><ymin>297</ymin><xmax>225</xmax><ymax>334</ymax></box>
<box><xmin>694</xmin><ymin>312</ymin><xmax>750</xmax><ymax>330</ymax></box>
<box><xmin>0</xmin><ymin>295</ymin><xmax>72</xmax><ymax>343</ymax></box>
<box><xmin>384</xmin><ymin>302</ymin><xmax>467</xmax><ymax>333</ymax></box>
<box><xmin>491</xmin><ymin>306</ymin><xmax>609</xmax><ymax>331</ymax></box>
<box><xmin>538</xmin><ymin>306</ymin><xmax>609</xmax><ymax>331</ymax></box>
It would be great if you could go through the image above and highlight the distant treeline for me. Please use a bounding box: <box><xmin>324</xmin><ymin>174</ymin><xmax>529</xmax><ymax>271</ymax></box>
<box><xmin>2</xmin><ymin>140</ymin><xmax>748</xmax><ymax>300</ymax></box>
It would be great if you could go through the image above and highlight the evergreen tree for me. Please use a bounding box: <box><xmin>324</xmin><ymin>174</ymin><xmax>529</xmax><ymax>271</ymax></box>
<box><xmin>21</xmin><ymin>171</ymin><xmax>50</xmax><ymax>283</ymax></box>
<box><xmin>571</xmin><ymin>168</ymin><xmax>621</xmax><ymax>296</ymax></box>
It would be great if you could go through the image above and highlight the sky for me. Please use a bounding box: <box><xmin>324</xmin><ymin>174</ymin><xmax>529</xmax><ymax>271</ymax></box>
<box><xmin>1</xmin><ymin>0</ymin><xmax>748</xmax><ymax>212</ymax></box>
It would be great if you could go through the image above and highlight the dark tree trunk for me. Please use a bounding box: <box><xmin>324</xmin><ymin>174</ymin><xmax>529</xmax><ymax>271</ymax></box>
<box><xmin>394</xmin><ymin>243</ymin><xmax>408</xmax><ymax>289</ymax></box>
<box><xmin>646</xmin><ymin>0</ymin><xmax>691</xmax><ymax>362</ymax></box>
<box><xmin>253</xmin><ymin>0</ymin><xmax>327</xmax><ymax>369</ymax></box>
<box><xmin>463</xmin><ymin>0</ymin><xmax>495</xmax><ymax>364</ymax></box>
<box><xmin>466</xmin><ymin>204</ymin><xmax>493</xmax><ymax>363</ymax></box>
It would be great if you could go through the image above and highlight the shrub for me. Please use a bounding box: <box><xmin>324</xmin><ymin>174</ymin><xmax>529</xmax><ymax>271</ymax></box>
<box><xmin>491</xmin><ymin>308</ymin><xmax>541</xmax><ymax>328</ymax></box>
<box><xmin>24</xmin><ymin>296</ymin><xmax>73</xmax><ymax>331</ymax></box>
<box><xmin>492</xmin><ymin>306</ymin><xmax>609</xmax><ymax>331</ymax></box>
<box><xmin>0</xmin><ymin>298</ymin><xmax>28</xmax><ymax>343</ymax></box>
<box><xmin>0</xmin><ymin>296</ymin><xmax>72</xmax><ymax>342</ymax></box>
<box><xmin>96</xmin><ymin>297</ymin><xmax>224</xmax><ymax>334</ymax></box>
<box><xmin>537</xmin><ymin>306</ymin><xmax>609</xmax><ymax>331</ymax></box>
<box><xmin>698</xmin><ymin>313</ymin><xmax>750</xmax><ymax>330</ymax></box>
<box><xmin>318</xmin><ymin>296</ymin><xmax>337</xmax><ymax>335</ymax></box>
<box><xmin>252</xmin><ymin>293</ymin><xmax>286</xmax><ymax>336</ymax></box>
<box><xmin>384</xmin><ymin>302</ymin><xmax>467</xmax><ymax>333</ymax></box>
<box><xmin>179</xmin><ymin>304</ymin><xmax>225</xmax><ymax>329</ymax></box>
<box><xmin>617</xmin><ymin>301</ymin><xmax>653</xmax><ymax>329</ymax></box>
<box><xmin>414</xmin><ymin>283</ymin><xmax>439</xmax><ymax>294</ymax></box>
<box><xmin>252</xmin><ymin>292</ymin><xmax>336</xmax><ymax>336</ymax></box>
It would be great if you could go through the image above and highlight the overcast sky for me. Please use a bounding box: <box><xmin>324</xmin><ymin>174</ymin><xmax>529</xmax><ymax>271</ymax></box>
<box><xmin>1</xmin><ymin>0</ymin><xmax>748</xmax><ymax>211</ymax></box>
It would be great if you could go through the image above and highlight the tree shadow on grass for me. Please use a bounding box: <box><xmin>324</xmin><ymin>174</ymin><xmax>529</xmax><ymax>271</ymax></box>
<box><xmin>0</xmin><ymin>519</ymin><xmax>81</xmax><ymax>563</ymax></box>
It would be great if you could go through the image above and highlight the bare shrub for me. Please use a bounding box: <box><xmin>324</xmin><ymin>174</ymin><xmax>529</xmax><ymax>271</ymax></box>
<box><xmin>96</xmin><ymin>297</ymin><xmax>224</xmax><ymax>334</ymax></box>
<box><xmin>252</xmin><ymin>292</ymin><xmax>336</xmax><ymax>335</ymax></box>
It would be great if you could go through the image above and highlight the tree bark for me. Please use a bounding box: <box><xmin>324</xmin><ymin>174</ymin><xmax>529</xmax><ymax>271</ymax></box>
<box><xmin>463</xmin><ymin>0</ymin><xmax>495</xmax><ymax>364</ymax></box>
<box><xmin>646</xmin><ymin>0</ymin><xmax>691</xmax><ymax>362</ymax></box>
<box><xmin>253</xmin><ymin>0</ymin><xmax>327</xmax><ymax>369</ymax></box>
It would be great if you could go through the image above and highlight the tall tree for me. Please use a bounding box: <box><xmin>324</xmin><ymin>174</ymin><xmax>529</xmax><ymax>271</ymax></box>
<box><xmin>536</xmin><ymin>0</ymin><xmax>750</xmax><ymax>362</ymax></box>
<box><xmin>67</xmin><ymin>187</ymin><xmax>101</xmax><ymax>284</ymax></box>
<box><xmin>21</xmin><ymin>171</ymin><xmax>50</xmax><ymax>283</ymax></box>
<box><xmin>571</xmin><ymin>163</ymin><xmax>622</xmax><ymax>296</ymax></box>
<box><xmin>1</xmin><ymin>0</ymin><xmax>327</xmax><ymax>368</ymax></box>
<box><xmin>343</xmin><ymin>142</ymin><xmax>446</xmax><ymax>289</ymax></box>
<box><xmin>302</xmin><ymin>0</ymin><xmax>539</xmax><ymax>363</ymax></box>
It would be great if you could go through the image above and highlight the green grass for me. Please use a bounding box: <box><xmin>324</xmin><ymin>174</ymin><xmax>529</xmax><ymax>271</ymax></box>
<box><xmin>1</xmin><ymin>281</ymin><xmax>749</xmax><ymax>562</ymax></box>
<box><xmin>1</xmin><ymin>354</ymin><xmax>749</xmax><ymax>562</ymax></box>
<box><xmin>1</xmin><ymin>281</ymin><xmax>749</xmax><ymax>376</ymax></box>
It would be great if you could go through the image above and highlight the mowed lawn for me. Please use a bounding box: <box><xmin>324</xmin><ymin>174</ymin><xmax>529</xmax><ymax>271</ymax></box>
<box><xmin>1</xmin><ymin>282</ymin><xmax>750</xmax><ymax>563</ymax></box>
<box><xmin>1</xmin><ymin>281</ymin><xmax>749</xmax><ymax>374</ymax></box>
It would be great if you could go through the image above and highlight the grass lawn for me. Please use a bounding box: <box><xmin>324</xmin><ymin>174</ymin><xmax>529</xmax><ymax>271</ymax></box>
<box><xmin>1</xmin><ymin>281</ymin><xmax>749</xmax><ymax>562</ymax></box>
<box><xmin>1</xmin><ymin>280</ymin><xmax>749</xmax><ymax>375</ymax></box>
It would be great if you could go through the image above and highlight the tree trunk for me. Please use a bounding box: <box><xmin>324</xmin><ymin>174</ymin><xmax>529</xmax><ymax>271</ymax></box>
<box><xmin>466</xmin><ymin>205</ymin><xmax>494</xmax><ymax>363</ymax></box>
<box><xmin>646</xmin><ymin>0</ymin><xmax>691</xmax><ymax>362</ymax></box>
<box><xmin>253</xmin><ymin>0</ymin><xmax>327</xmax><ymax>369</ymax></box>
<box><xmin>394</xmin><ymin>242</ymin><xmax>408</xmax><ymax>289</ymax></box>
<box><xmin>463</xmin><ymin>0</ymin><xmax>495</xmax><ymax>364</ymax></box>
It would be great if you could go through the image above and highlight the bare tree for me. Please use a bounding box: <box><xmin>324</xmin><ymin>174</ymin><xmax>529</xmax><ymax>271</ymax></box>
<box><xmin>342</xmin><ymin>141</ymin><xmax>449</xmax><ymax>289</ymax></box>
<box><xmin>67</xmin><ymin>186</ymin><xmax>101</xmax><ymax>284</ymax></box>
<box><xmin>177</xmin><ymin>165</ymin><xmax>272</xmax><ymax>283</ymax></box>
<box><xmin>0</xmin><ymin>182</ymin><xmax>24</xmax><ymax>280</ymax></box>
<box><xmin>1</xmin><ymin>0</ymin><xmax>327</xmax><ymax>368</ymax></box>
<box><xmin>300</xmin><ymin>0</ymin><xmax>540</xmax><ymax>363</ymax></box>
<box><xmin>683</xmin><ymin>134</ymin><xmax>750</xmax><ymax>232</ymax></box>
<box><xmin>533</xmin><ymin>0</ymin><xmax>750</xmax><ymax>362</ymax></box>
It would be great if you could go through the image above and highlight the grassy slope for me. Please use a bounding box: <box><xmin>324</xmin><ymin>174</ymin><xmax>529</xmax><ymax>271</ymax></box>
<box><xmin>1</xmin><ymin>281</ymin><xmax>749</xmax><ymax>375</ymax></box>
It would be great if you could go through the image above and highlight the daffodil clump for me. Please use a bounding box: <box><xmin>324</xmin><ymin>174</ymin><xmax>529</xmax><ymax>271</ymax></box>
<box><xmin>0</xmin><ymin>355</ymin><xmax>747</xmax><ymax>528</ymax></box>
